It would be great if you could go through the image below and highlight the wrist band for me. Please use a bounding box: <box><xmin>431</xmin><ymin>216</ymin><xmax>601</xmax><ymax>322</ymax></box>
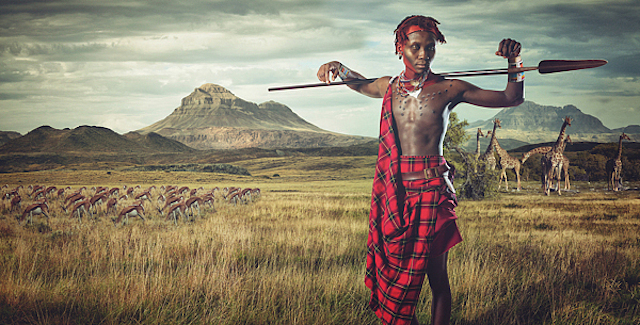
<box><xmin>508</xmin><ymin>57</ymin><xmax>524</xmax><ymax>83</ymax></box>
<box><xmin>338</xmin><ymin>64</ymin><xmax>357</xmax><ymax>80</ymax></box>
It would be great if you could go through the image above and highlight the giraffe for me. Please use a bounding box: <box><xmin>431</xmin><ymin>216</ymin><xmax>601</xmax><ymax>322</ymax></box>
<box><xmin>490</xmin><ymin>130</ymin><xmax>522</xmax><ymax>191</ymax></box>
<box><xmin>541</xmin><ymin>116</ymin><xmax>572</xmax><ymax>195</ymax></box>
<box><xmin>478</xmin><ymin>119</ymin><xmax>500</xmax><ymax>170</ymax></box>
<box><xmin>474</xmin><ymin>128</ymin><xmax>484</xmax><ymax>160</ymax></box>
<box><xmin>521</xmin><ymin>135</ymin><xmax>573</xmax><ymax>191</ymax></box>
<box><xmin>606</xmin><ymin>133</ymin><xmax>631</xmax><ymax>191</ymax></box>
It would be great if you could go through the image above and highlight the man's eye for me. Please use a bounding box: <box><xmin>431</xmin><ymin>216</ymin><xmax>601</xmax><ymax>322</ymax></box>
<box><xmin>427</xmin><ymin>46</ymin><xmax>435</xmax><ymax>51</ymax></box>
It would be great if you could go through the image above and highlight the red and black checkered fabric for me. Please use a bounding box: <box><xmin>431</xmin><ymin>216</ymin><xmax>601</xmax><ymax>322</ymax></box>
<box><xmin>365</xmin><ymin>78</ymin><xmax>462</xmax><ymax>325</ymax></box>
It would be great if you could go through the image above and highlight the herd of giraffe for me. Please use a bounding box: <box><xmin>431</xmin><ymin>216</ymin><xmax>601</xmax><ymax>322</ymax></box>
<box><xmin>0</xmin><ymin>183</ymin><xmax>261</xmax><ymax>226</ymax></box>
<box><xmin>472</xmin><ymin>117</ymin><xmax>632</xmax><ymax>195</ymax></box>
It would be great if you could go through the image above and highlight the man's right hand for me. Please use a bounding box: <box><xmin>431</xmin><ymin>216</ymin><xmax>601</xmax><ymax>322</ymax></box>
<box><xmin>317</xmin><ymin>61</ymin><xmax>342</xmax><ymax>84</ymax></box>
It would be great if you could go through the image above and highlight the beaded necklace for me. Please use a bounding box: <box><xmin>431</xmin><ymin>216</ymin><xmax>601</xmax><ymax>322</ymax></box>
<box><xmin>395</xmin><ymin>70</ymin><xmax>432</xmax><ymax>98</ymax></box>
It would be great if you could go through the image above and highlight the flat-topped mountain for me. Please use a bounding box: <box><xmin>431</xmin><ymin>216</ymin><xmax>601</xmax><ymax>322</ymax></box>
<box><xmin>137</xmin><ymin>83</ymin><xmax>373</xmax><ymax>149</ymax></box>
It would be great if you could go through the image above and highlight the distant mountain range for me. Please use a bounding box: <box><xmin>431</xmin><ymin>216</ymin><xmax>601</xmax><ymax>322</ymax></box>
<box><xmin>2</xmin><ymin>85</ymin><xmax>637</xmax><ymax>166</ymax></box>
<box><xmin>0</xmin><ymin>125</ymin><xmax>193</xmax><ymax>154</ymax></box>
<box><xmin>463</xmin><ymin>101</ymin><xmax>639</xmax><ymax>151</ymax></box>
<box><xmin>137</xmin><ymin>83</ymin><xmax>373</xmax><ymax>149</ymax></box>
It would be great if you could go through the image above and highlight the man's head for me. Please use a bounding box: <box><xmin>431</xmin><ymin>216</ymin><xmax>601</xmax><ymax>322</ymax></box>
<box><xmin>394</xmin><ymin>15</ymin><xmax>446</xmax><ymax>56</ymax></box>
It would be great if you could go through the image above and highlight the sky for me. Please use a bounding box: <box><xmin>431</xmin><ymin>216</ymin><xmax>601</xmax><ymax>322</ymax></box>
<box><xmin>1</xmin><ymin>0</ymin><xmax>639</xmax><ymax>138</ymax></box>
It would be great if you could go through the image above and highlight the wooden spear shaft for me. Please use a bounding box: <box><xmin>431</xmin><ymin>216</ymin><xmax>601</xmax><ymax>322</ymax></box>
<box><xmin>267</xmin><ymin>59</ymin><xmax>607</xmax><ymax>92</ymax></box>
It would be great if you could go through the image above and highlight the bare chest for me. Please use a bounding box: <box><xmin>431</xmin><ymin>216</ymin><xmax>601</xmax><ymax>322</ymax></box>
<box><xmin>391</xmin><ymin>81</ymin><xmax>454</xmax><ymax>125</ymax></box>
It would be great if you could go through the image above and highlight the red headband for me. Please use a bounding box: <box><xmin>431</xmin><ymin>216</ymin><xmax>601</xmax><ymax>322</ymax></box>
<box><xmin>406</xmin><ymin>25</ymin><xmax>427</xmax><ymax>36</ymax></box>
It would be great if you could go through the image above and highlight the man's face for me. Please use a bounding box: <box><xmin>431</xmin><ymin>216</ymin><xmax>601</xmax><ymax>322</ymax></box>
<box><xmin>401</xmin><ymin>31</ymin><xmax>437</xmax><ymax>76</ymax></box>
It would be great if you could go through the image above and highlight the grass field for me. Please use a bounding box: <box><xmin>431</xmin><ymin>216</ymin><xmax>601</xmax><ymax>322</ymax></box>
<box><xmin>0</xmin><ymin>164</ymin><xmax>638</xmax><ymax>324</ymax></box>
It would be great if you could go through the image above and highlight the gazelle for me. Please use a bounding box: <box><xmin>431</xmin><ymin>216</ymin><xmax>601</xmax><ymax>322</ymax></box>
<box><xmin>10</xmin><ymin>195</ymin><xmax>22</xmax><ymax>213</ymax></box>
<box><xmin>185</xmin><ymin>196</ymin><xmax>203</xmax><ymax>220</ymax></box>
<box><xmin>108</xmin><ymin>187</ymin><xmax>120</xmax><ymax>197</ymax></box>
<box><xmin>160</xmin><ymin>195</ymin><xmax>183</xmax><ymax>212</ymax></box>
<box><xmin>201</xmin><ymin>194</ymin><xmax>216</xmax><ymax>211</ymax></box>
<box><xmin>165</xmin><ymin>202</ymin><xmax>187</xmax><ymax>225</ymax></box>
<box><xmin>71</xmin><ymin>199</ymin><xmax>93</xmax><ymax>222</ymax></box>
<box><xmin>20</xmin><ymin>202</ymin><xmax>50</xmax><ymax>225</ymax></box>
<box><xmin>106</xmin><ymin>197</ymin><xmax>119</xmax><ymax>216</ymax></box>
<box><xmin>134</xmin><ymin>191</ymin><xmax>152</xmax><ymax>201</ymax></box>
<box><xmin>114</xmin><ymin>205</ymin><xmax>146</xmax><ymax>226</ymax></box>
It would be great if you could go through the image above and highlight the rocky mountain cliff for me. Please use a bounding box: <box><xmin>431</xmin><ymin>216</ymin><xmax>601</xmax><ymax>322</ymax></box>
<box><xmin>138</xmin><ymin>83</ymin><xmax>372</xmax><ymax>149</ymax></box>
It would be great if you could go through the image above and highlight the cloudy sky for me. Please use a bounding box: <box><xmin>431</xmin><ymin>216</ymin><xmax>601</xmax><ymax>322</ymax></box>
<box><xmin>1</xmin><ymin>0</ymin><xmax>639</xmax><ymax>138</ymax></box>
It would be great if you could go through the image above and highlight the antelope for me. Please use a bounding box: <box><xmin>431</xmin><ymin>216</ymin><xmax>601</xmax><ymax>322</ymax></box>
<box><xmin>157</xmin><ymin>194</ymin><xmax>166</xmax><ymax>206</ymax></box>
<box><xmin>114</xmin><ymin>205</ymin><xmax>146</xmax><ymax>226</ymax></box>
<box><xmin>20</xmin><ymin>202</ymin><xmax>50</xmax><ymax>225</ymax></box>
<box><xmin>201</xmin><ymin>194</ymin><xmax>216</xmax><ymax>211</ymax></box>
<box><xmin>56</xmin><ymin>187</ymin><xmax>69</xmax><ymax>198</ymax></box>
<box><xmin>29</xmin><ymin>185</ymin><xmax>44</xmax><ymax>197</ymax></box>
<box><xmin>106</xmin><ymin>197</ymin><xmax>119</xmax><ymax>216</ymax></box>
<box><xmin>132</xmin><ymin>200</ymin><xmax>146</xmax><ymax>210</ymax></box>
<box><xmin>177</xmin><ymin>186</ymin><xmax>190</xmax><ymax>195</ymax></box>
<box><xmin>227</xmin><ymin>192</ymin><xmax>241</xmax><ymax>206</ymax></box>
<box><xmin>64</xmin><ymin>192</ymin><xmax>84</xmax><ymax>205</ymax></box>
<box><xmin>240</xmin><ymin>188</ymin><xmax>253</xmax><ymax>203</ymax></box>
<box><xmin>134</xmin><ymin>191</ymin><xmax>152</xmax><ymax>201</ymax></box>
<box><xmin>44</xmin><ymin>186</ymin><xmax>57</xmax><ymax>198</ymax></box>
<box><xmin>160</xmin><ymin>195</ymin><xmax>183</xmax><ymax>212</ymax></box>
<box><xmin>108</xmin><ymin>187</ymin><xmax>120</xmax><ymax>197</ymax></box>
<box><xmin>89</xmin><ymin>193</ymin><xmax>109</xmax><ymax>213</ymax></box>
<box><xmin>94</xmin><ymin>186</ymin><xmax>109</xmax><ymax>196</ymax></box>
<box><xmin>63</xmin><ymin>194</ymin><xmax>86</xmax><ymax>212</ymax></box>
<box><xmin>165</xmin><ymin>202</ymin><xmax>187</xmax><ymax>225</ymax></box>
<box><xmin>70</xmin><ymin>199</ymin><xmax>93</xmax><ymax>222</ymax></box>
<box><xmin>32</xmin><ymin>188</ymin><xmax>46</xmax><ymax>200</ymax></box>
<box><xmin>10</xmin><ymin>195</ymin><xmax>22</xmax><ymax>213</ymax></box>
<box><xmin>185</xmin><ymin>196</ymin><xmax>203</xmax><ymax>220</ymax></box>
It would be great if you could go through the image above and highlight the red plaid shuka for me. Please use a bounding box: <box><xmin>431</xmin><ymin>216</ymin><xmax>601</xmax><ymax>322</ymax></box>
<box><xmin>365</xmin><ymin>77</ymin><xmax>462</xmax><ymax>325</ymax></box>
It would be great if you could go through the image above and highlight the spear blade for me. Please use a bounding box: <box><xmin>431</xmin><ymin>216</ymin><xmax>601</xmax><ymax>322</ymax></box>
<box><xmin>537</xmin><ymin>59</ymin><xmax>608</xmax><ymax>74</ymax></box>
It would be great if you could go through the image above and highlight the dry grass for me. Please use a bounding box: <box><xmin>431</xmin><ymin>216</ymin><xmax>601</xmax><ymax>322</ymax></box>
<box><xmin>0</xmin><ymin>169</ymin><xmax>638</xmax><ymax>324</ymax></box>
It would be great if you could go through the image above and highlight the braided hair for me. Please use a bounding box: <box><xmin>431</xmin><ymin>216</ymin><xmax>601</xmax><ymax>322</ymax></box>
<box><xmin>394</xmin><ymin>15</ymin><xmax>446</xmax><ymax>55</ymax></box>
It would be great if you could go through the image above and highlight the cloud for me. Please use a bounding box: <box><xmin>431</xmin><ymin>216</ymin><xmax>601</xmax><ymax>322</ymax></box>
<box><xmin>1</xmin><ymin>0</ymin><xmax>640</xmax><ymax>135</ymax></box>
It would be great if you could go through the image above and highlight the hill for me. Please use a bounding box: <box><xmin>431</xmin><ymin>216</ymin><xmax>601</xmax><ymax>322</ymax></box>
<box><xmin>137</xmin><ymin>83</ymin><xmax>373</xmax><ymax>149</ymax></box>
<box><xmin>0</xmin><ymin>130</ymin><xmax>21</xmax><ymax>147</ymax></box>
<box><xmin>0</xmin><ymin>125</ymin><xmax>194</xmax><ymax>154</ymax></box>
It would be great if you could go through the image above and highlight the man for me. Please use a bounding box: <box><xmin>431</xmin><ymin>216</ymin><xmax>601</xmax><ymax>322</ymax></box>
<box><xmin>317</xmin><ymin>15</ymin><xmax>523</xmax><ymax>325</ymax></box>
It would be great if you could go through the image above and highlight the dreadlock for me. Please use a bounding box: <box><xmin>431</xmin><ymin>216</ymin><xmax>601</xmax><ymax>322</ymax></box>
<box><xmin>394</xmin><ymin>15</ymin><xmax>446</xmax><ymax>55</ymax></box>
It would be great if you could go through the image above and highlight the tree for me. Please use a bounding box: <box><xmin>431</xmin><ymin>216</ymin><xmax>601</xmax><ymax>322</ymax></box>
<box><xmin>444</xmin><ymin>113</ymin><xmax>499</xmax><ymax>200</ymax></box>
<box><xmin>443</xmin><ymin>112</ymin><xmax>470</xmax><ymax>159</ymax></box>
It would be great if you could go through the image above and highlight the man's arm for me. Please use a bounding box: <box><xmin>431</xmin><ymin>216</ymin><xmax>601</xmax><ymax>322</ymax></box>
<box><xmin>458</xmin><ymin>39</ymin><xmax>525</xmax><ymax>108</ymax></box>
<box><xmin>317</xmin><ymin>61</ymin><xmax>390</xmax><ymax>99</ymax></box>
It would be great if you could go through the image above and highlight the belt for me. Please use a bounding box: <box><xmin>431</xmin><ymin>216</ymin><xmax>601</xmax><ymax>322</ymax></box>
<box><xmin>401</xmin><ymin>163</ymin><xmax>450</xmax><ymax>181</ymax></box>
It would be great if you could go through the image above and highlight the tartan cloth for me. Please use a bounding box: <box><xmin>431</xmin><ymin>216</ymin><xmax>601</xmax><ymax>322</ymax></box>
<box><xmin>365</xmin><ymin>77</ymin><xmax>462</xmax><ymax>325</ymax></box>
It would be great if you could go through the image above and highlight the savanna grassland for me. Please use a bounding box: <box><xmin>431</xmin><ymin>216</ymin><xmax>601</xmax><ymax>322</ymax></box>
<box><xmin>0</xmin><ymin>157</ymin><xmax>638</xmax><ymax>325</ymax></box>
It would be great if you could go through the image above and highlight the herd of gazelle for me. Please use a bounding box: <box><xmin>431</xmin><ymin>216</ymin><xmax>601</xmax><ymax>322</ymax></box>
<box><xmin>473</xmin><ymin>118</ymin><xmax>632</xmax><ymax>194</ymax></box>
<box><xmin>1</xmin><ymin>184</ymin><xmax>260</xmax><ymax>226</ymax></box>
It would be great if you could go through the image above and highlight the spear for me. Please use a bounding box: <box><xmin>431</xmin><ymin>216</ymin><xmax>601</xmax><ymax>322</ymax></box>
<box><xmin>267</xmin><ymin>59</ymin><xmax>607</xmax><ymax>92</ymax></box>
